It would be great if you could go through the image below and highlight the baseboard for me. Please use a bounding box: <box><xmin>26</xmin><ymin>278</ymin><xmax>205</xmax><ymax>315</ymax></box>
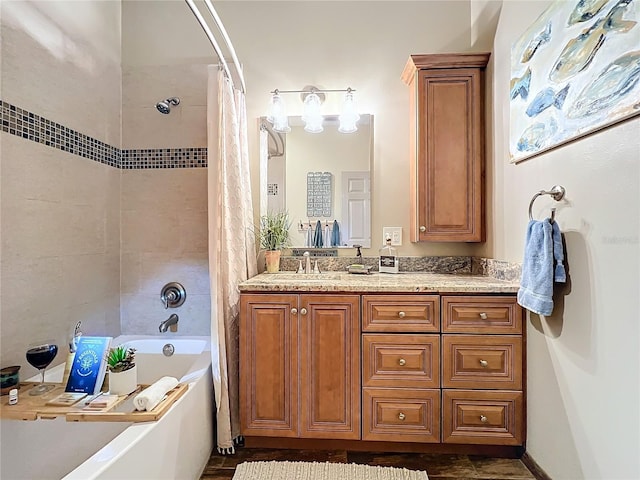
<box><xmin>521</xmin><ymin>452</ymin><xmax>552</xmax><ymax>480</ymax></box>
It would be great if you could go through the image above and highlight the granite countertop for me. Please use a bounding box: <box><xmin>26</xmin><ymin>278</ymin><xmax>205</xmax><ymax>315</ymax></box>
<box><xmin>238</xmin><ymin>271</ymin><xmax>520</xmax><ymax>293</ymax></box>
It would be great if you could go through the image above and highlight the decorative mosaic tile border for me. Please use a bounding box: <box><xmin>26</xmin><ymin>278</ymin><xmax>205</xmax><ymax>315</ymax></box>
<box><xmin>121</xmin><ymin>148</ymin><xmax>207</xmax><ymax>169</ymax></box>
<box><xmin>0</xmin><ymin>99</ymin><xmax>207</xmax><ymax>169</ymax></box>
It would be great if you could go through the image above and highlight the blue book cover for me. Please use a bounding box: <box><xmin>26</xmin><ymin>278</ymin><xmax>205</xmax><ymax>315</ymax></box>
<box><xmin>64</xmin><ymin>336</ymin><xmax>112</xmax><ymax>395</ymax></box>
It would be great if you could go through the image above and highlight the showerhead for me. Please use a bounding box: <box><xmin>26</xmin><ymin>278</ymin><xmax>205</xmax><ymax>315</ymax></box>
<box><xmin>156</xmin><ymin>97</ymin><xmax>180</xmax><ymax>114</ymax></box>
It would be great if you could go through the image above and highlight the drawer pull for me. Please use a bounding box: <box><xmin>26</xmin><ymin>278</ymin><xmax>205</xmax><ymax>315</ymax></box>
<box><xmin>479</xmin><ymin>312</ymin><xmax>488</xmax><ymax>320</ymax></box>
<box><xmin>479</xmin><ymin>359</ymin><xmax>488</xmax><ymax>368</ymax></box>
<box><xmin>480</xmin><ymin>415</ymin><xmax>488</xmax><ymax>423</ymax></box>
<box><xmin>398</xmin><ymin>311</ymin><xmax>406</xmax><ymax>318</ymax></box>
<box><xmin>300</xmin><ymin>308</ymin><xmax>308</xmax><ymax>316</ymax></box>
<box><xmin>398</xmin><ymin>412</ymin><xmax>406</xmax><ymax>421</ymax></box>
<box><xmin>398</xmin><ymin>358</ymin><xmax>406</xmax><ymax>366</ymax></box>
<box><xmin>291</xmin><ymin>308</ymin><xmax>298</xmax><ymax>315</ymax></box>
<box><xmin>419</xmin><ymin>225</ymin><xmax>426</xmax><ymax>233</ymax></box>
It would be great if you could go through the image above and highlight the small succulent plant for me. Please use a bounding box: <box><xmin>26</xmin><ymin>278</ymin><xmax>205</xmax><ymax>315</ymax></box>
<box><xmin>106</xmin><ymin>345</ymin><xmax>136</xmax><ymax>373</ymax></box>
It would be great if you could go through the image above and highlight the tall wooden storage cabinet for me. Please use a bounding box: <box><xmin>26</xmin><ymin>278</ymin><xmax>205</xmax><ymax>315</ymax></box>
<box><xmin>402</xmin><ymin>53</ymin><xmax>490</xmax><ymax>243</ymax></box>
<box><xmin>240</xmin><ymin>293</ymin><xmax>360</xmax><ymax>440</ymax></box>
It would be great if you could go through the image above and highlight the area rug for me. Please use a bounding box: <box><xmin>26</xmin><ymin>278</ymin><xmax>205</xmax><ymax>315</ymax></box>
<box><xmin>232</xmin><ymin>461</ymin><xmax>428</xmax><ymax>480</ymax></box>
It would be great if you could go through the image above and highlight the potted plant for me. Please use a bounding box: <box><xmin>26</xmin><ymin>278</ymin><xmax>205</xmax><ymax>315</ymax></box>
<box><xmin>258</xmin><ymin>211</ymin><xmax>291</xmax><ymax>273</ymax></box>
<box><xmin>106</xmin><ymin>345</ymin><xmax>137</xmax><ymax>395</ymax></box>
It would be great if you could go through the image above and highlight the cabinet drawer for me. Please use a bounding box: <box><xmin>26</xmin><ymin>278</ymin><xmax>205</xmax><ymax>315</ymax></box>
<box><xmin>442</xmin><ymin>296</ymin><xmax>522</xmax><ymax>334</ymax></box>
<box><xmin>363</xmin><ymin>334</ymin><xmax>440</xmax><ymax>389</ymax></box>
<box><xmin>363</xmin><ymin>388</ymin><xmax>440</xmax><ymax>443</ymax></box>
<box><xmin>442</xmin><ymin>335</ymin><xmax>522</xmax><ymax>389</ymax></box>
<box><xmin>442</xmin><ymin>390</ymin><xmax>524</xmax><ymax>445</ymax></box>
<box><xmin>363</xmin><ymin>295</ymin><xmax>439</xmax><ymax>332</ymax></box>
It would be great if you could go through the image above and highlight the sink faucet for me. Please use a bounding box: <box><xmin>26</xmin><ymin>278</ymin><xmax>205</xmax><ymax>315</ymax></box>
<box><xmin>159</xmin><ymin>313</ymin><xmax>179</xmax><ymax>333</ymax></box>
<box><xmin>354</xmin><ymin>244</ymin><xmax>363</xmax><ymax>264</ymax></box>
<box><xmin>303</xmin><ymin>251</ymin><xmax>312</xmax><ymax>274</ymax></box>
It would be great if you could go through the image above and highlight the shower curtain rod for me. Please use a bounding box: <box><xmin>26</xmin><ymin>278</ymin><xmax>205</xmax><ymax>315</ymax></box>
<box><xmin>184</xmin><ymin>0</ymin><xmax>246</xmax><ymax>93</ymax></box>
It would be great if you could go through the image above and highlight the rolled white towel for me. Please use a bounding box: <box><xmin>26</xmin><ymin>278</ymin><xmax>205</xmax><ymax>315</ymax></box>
<box><xmin>133</xmin><ymin>376</ymin><xmax>179</xmax><ymax>412</ymax></box>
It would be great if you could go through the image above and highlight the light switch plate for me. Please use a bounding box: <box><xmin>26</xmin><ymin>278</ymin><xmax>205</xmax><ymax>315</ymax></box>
<box><xmin>382</xmin><ymin>227</ymin><xmax>403</xmax><ymax>246</ymax></box>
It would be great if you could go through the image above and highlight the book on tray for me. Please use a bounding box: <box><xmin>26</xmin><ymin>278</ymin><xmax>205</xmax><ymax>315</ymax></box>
<box><xmin>64</xmin><ymin>336</ymin><xmax>112</xmax><ymax>395</ymax></box>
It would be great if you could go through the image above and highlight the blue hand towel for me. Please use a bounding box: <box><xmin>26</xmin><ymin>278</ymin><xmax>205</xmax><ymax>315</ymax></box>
<box><xmin>331</xmin><ymin>220</ymin><xmax>341</xmax><ymax>247</ymax></box>
<box><xmin>313</xmin><ymin>220</ymin><xmax>323</xmax><ymax>247</ymax></box>
<box><xmin>517</xmin><ymin>219</ymin><xmax>566</xmax><ymax>316</ymax></box>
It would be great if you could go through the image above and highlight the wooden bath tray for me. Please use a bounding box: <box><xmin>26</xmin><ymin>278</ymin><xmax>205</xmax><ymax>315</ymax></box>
<box><xmin>0</xmin><ymin>382</ymin><xmax>188</xmax><ymax>423</ymax></box>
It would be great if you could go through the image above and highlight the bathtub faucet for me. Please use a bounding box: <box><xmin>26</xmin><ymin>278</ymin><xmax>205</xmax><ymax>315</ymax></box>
<box><xmin>159</xmin><ymin>313</ymin><xmax>179</xmax><ymax>333</ymax></box>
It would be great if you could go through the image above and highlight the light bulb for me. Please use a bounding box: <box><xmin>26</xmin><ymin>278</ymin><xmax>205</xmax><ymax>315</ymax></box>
<box><xmin>302</xmin><ymin>92</ymin><xmax>324</xmax><ymax>133</ymax></box>
<box><xmin>267</xmin><ymin>92</ymin><xmax>290</xmax><ymax>133</ymax></box>
<box><xmin>338</xmin><ymin>91</ymin><xmax>360</xmax><ymax>134</ymax></box>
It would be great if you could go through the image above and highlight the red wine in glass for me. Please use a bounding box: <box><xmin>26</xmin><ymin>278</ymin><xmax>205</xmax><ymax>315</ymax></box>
<box><xmin>26</xmin><ymin>342</ymin><xmax>58</xmax><ymax>395</ymax></box>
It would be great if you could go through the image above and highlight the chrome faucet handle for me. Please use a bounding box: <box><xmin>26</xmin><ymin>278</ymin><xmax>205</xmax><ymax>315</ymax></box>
<box><xmin>313</xmin><ymin>260</ymin><xmax>320</xmax><ymax>274</ymax></box>
<box><xmin>297</xmin><ymin>260</ymin><xmax>304</xmax><ymax>273</ymax></box>
<box><xmin>303</xmin><ymin>251</ymin><xmax>311</xmax><ymax>274</ymax></box>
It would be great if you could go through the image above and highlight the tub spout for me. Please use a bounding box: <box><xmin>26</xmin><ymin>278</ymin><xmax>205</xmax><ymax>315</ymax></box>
<box><xmin>159</xmin><ymin>314</ymin><xmax>179</xmax><ymax>333</ymax></box>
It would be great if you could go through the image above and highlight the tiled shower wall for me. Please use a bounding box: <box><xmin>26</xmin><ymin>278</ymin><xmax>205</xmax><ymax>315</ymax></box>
<box><xmin>0</xmin><ymin>1</ymin><xmax>123</xmax><ymax>373</ymax></box>
<box><xmin>119</xmin><ymin>64</ymin><xmax>211</xmax><ymax>336</ymax></box>
<box><xmin>0</xmin><ymin>0</ymin><xmax>212</xmax><ymax>372</ymax></box>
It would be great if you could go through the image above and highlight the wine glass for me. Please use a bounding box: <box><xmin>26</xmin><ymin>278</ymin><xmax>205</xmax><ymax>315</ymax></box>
<box><xmin>25</xmin><ymin>341</ymin><xmax>59</xmax><ymax>395</ymax></box>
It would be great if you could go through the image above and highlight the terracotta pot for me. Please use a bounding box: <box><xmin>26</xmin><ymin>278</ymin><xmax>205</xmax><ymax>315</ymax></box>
<box><xmin>265</xmin><ymin>250</ymin><xmax>281</xmax><ymax>273</ymax></box>
<box><xmin>109</xmin><ymin>365</ymin><xmax>137</xmax><ymax>396</ymax></box>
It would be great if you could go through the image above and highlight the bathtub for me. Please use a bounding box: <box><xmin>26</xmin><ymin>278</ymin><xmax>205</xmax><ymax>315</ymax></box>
<box><xmin>0</xmin><ymin>335</ymin><xmax>213</xmax><ymax>480</ymax></box>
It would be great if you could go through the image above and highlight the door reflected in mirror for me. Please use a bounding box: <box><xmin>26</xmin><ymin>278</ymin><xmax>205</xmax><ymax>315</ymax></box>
<box><xmin>261</xmin><ymin>114</ymin><xmax>373</xmax><ymax>249</ymax></box>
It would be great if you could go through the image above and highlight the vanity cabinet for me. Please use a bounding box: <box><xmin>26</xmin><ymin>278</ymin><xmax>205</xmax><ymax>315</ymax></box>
<box><xmin>362</xmin><ymin>295</ymin><xmax>441</xmax><ymax>443</ymax></box>
<box><xmin>239</xmin><ymin>285</ymin><xmax>525</xmax><ymax>452</ymax></box>
<box><xmin>441</xmin><ymin>296</ymin><xmax>525</xmax><ymax>445</ymax></box>
<box><xmin>402</xmin><ymin>53</ymin><xmax>490</xmax><ymax>243</ymax></box>
<box><xmin>239</xmin><ymin>293</ymin><xmax>360</xmax><ymax>439</ymax></box>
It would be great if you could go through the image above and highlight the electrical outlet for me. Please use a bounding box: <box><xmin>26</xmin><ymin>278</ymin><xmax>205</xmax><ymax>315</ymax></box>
<box><xmin>382</xmin><ymin>227</ymin><xmax>403</xmax><ymax>246</ymax></box>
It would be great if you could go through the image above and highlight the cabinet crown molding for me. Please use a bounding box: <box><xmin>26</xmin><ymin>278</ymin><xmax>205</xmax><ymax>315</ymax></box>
<box><xmin>401</xmin><ymin>52</ymin><xmax>491</xmax><ymax>85</ymax></box>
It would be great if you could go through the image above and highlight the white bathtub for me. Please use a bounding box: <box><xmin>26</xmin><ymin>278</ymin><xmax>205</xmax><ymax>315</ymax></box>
<box><xmin>0</xmin><ymin>335</ymin><xmax>214</xmax><ymax>480</ymax></box>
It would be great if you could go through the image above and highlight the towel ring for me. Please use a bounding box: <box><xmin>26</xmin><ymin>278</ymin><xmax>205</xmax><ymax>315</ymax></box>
<box><xmin>528</xmin><ymin>185</ymin><xmax>566</xmax><ymax>222</ymax></box>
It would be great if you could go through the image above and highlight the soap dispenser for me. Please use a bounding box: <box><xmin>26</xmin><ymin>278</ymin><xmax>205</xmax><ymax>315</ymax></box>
<box><xmin>379</xmin><ymin>234</ymin><xmax>399</xmax><ymax>274</ymax></box>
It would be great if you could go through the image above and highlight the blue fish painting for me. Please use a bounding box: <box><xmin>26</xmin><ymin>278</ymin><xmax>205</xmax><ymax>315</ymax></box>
<box><xmin>510</xmin><ymin>67</ymin><xmax>532</xmax><ymax>100</ymax></box>
<box><xmin>521</xmin><ymin>22</ymin><xmax>552</xmax><ymax>63</ymax></box>
<box><xmin>526</xmin><ymin>85</ymin><xmax>571</xmax><ymax>117</ymax></box>
<box><xmin>510</xmin><ymin>0</ymin><xmax>640</xmax><ymax>162</ymax></box>
<box><xmin>517</xmin><ymin>118</ymin><xmax>558</xmax><ymax>152</ymax></box>
<box><xmin>568</xmin><ymin>0</ymin><xmax>611</xmax><ymax>25</ymax></box>
<box><xmin>549</xmin><ymin>0</ymin><xmax>637</xmax><ymax>83</ymax></box>
<box><xmin>568</xmin><ymin>50</ymin><xmax>640</xmax><ymax>118</ymax></box>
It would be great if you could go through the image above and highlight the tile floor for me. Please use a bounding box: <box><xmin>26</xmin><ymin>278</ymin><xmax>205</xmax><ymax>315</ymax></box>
<box><xmin>200</xmin><ymin>448</ymin><xmax>536</xmax><ymax>479</ymax></box>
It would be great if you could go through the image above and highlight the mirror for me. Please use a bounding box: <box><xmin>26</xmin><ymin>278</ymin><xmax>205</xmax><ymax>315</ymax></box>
<box><xmin>261</xmin><ymin>114</ymin><xmax>373</xmax><ymax>249</ymax></box>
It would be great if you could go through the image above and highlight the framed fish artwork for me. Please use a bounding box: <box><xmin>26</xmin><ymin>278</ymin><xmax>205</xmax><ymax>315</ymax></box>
<box><xmin>509</xmin><ymin>0</ymin><xmax>640</xmax><ymax>163</ymax></box>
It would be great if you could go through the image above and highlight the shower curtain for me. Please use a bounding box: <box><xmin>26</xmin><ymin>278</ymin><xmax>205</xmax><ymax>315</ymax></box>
<box><xmin>207</xmin><ymin>67</ymin><xmax>257</xmax><ymax>453</ymax></box>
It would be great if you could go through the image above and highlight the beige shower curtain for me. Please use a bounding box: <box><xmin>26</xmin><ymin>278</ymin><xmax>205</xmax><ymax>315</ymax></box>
<box><xmin>207</xmin><ymin>67</ymin><xmax>257</xmax><ymax>453</ymax></box>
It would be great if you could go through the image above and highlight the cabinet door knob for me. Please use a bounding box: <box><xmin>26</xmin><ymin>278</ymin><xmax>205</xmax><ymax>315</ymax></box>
<box><xmin>398</xmin><ymin>358</ymin><xmax>406</xmax><ymax>366</ymax></box>
<box><xmin>419</xmin><ymin>226</ymin><xmax>426</xmax><ymax>233</ymax></box>
<box><xmin>300</xmin><ymin>308</ymin><xmax>308</xmax><ymax>315</ymax></box>
<box><xmin>480</xmin><ymin>415</ymin><xmax>488</xmax><ymax>423</ymax></box>
<box><xmin>479</xmin><ymin>312</ymin><xmax>488</xmax><ymax>320</ymax></box>
<box><xmin>398</xmin><ymin>311</ymin><xmax>406</xmax><ymax>318</ymax></box>
<box><xmin>398</xmin><ymin>412</ymin><xmax>406</xmax><ymax>421</ymax></box>
<box><xmin>479</xmin><ymin>359</ymin><xmax>488</xmax><ymax>368</ymax></box>
<box><xmin>291</xmin><ymin>308</ymin><xmax>298</xmax><ymax>315</ymax></box>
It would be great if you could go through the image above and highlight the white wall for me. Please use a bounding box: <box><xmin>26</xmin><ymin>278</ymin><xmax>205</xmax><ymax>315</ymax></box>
<box><xmin>489</xmin><ymin>2</ymin><xmax>640</xmax><ymax>478</ymax></box>
<box><xmin>0</xmin><ymin>0</ymin><xmax>122</xmax><ymax>373</ymax></box>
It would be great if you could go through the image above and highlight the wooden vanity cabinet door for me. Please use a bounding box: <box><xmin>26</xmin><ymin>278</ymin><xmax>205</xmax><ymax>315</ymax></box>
<box><xmin>402</xmin><ymin>53</ymin><xmax>490</xmax><ymax>243</ymax></box>
<box><xmin>239</xmin><ymin>294</ymin><xmax>298</xmax><ymax>437</ymax></box>
<box><xmin>299</xmin><ymin>294</ymin><xmax>361</xmax><ymax>439</ymax></box>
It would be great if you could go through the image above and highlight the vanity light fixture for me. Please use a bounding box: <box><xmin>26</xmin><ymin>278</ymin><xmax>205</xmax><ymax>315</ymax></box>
<box><xmin>266</xmin><ymin>87</ymin><xmax>359</xmax><ymax>134</ymax></box>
